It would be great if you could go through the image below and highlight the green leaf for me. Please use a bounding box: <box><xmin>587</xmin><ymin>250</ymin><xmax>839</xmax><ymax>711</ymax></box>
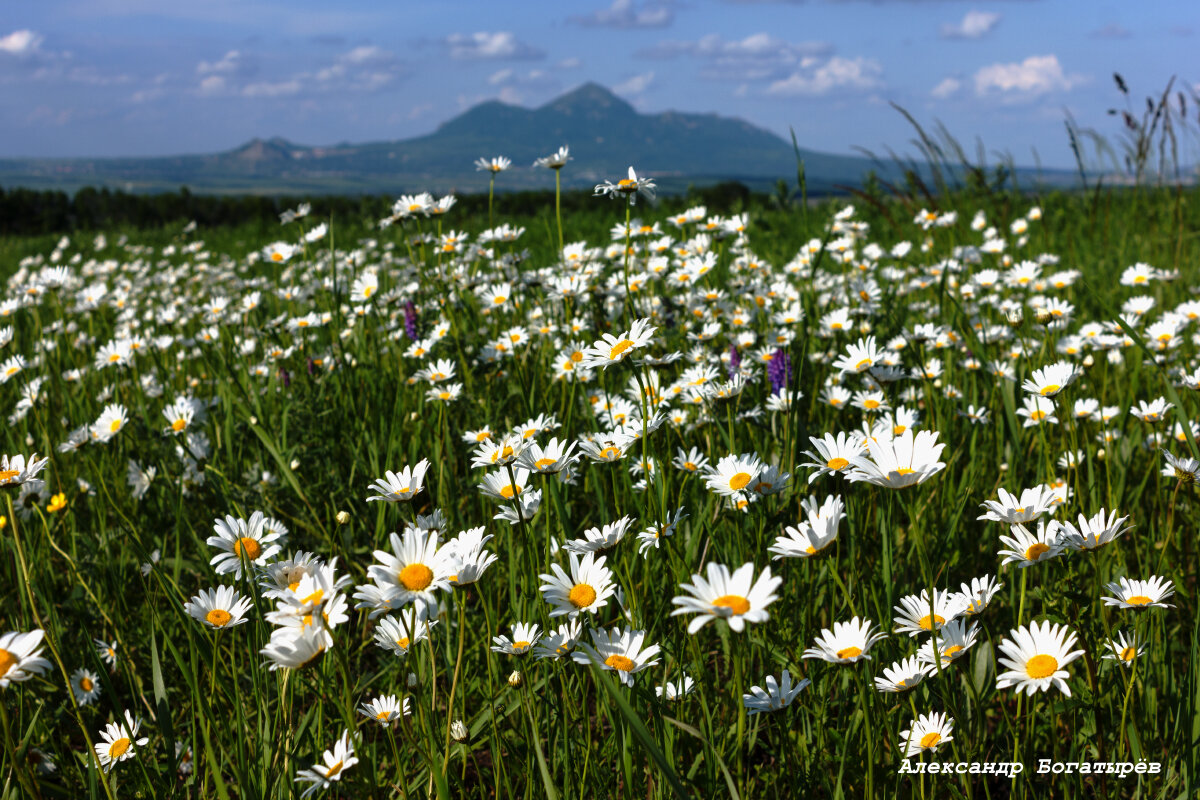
<box><xmin>663</xmin><ymin>716</ymin><xmax>740</xmax><ymax>800</ymax></box>
<box><xmin>589</xmin><ymin>665</ymin><xmax>693</xmax><ymax>800</ymax></box>
<box><xmin>150</xmin><ymin>629</ymin><xmax>176</xmax><ymax>768</ymax></box>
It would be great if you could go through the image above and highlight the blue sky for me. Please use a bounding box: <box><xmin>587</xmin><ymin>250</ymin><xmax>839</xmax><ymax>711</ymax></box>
<box><xmin>0</xmin><ymin>0</ymin><xmax>1196</xmax><ymax>168</ymax></box>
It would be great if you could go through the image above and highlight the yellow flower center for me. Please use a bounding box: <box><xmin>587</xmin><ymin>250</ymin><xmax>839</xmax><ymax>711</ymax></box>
<box><xmin>206</xmin><ymin>609</ymin><xmax>233</xmax><ymax>627</ymax></box>
<box><xmin>728</xmin><ymin>472</ymin><xmax>751</xmax><ymax>491</ymax></box>
<box><xmin>605</xmin><ymin>654</ymin><xmax>635</xmax><ymax>671</ymax></box>
<box><xmin>1120</xmin><ymin>646</ymin><xmax>1137</xmax><ymax>661</ymax></box>
<box><xmin>1025</xmin><ymin>654</ymin><xmax>1058</xmax><ymax>679</ymax></box>
<box><xmin>609</xmin><ymin>339</ymin><xmax>635</xmax><ymax>360</ymax></box>
<box><xmin>271</xmin><ymin>252</ymin><xmax>284</xmax><ymax>262</ymax></box>
<box><xmin>599</xmin><ymin>446</ymin><xmax>620</xmax><ymax>460</ymax></box>
<box><xmin>863</xmin><ymin>399</ymin><xmax>880</xmax><ymax>410</ymax></box>
<box><xmin>919</xmin><ymin>732</ymin><xmax>941</xmax><ymax>749</ymax></box>
<box><xmin>493</xmin><ymin>295</ymin><xmax>506</xmax><ymax>305</ymax></box>
<box><xmin>499</xmin><ymin>483</ymin><xmax>522</xmax><ymax>499</ymax></box>
<box><xmin>918</xmin><ymin>614</ymin><xmax>945</xmax><ymax>631</ymax></box>
<box><xmin>826</xmin><ymin>457</ymin><xmax>849</xmax><ymax>470</ymax></box>
<box><xmin>1024</xmin><ymin>542</ymin><xmax>1050</xmax><ymax>561</ymax></box>
<box><xmin>376</xmin><ymin>710</ymin><xmax>392</xmax><ymax>720</ymax></box>
<box><xmin>1124</xmin><ymin>595</ymin><xmax>1152</xmax><ymax>607</ymax></box>
<box><xmin>172</xmin><ymin>418</ymin><xmax>187</xmax><ymax>432</ymax></box>
<box><xmin>0</xmin><ymin>649</ymin><xmax>15</xmax><ymax>677</ymax></box>
<box><xmin>617</xmin><ymin>179</ymin><xmax>637</xmax><ymax>190</ymax></box>
<box><xmin>399</xmin><ymin>563</ymin><xmax>434</xmax><ymax>591</ymax></box>
<box><xmin>109</xmin><ymin>737</ymin><xmax>131</xmax><ymax>759</ymax></box>
<box><xmin>568</xmin><ymin>583</ymin><xmax>597</xmax><ymax>608</ymax></box>
<box><xmin>80</xmin><ymin>676</ymin><xmax>94</xmax><ymax>691</ymax></box>
<box><xmin>711</xmin><ymin>595</ymin><xmax>751</xmax><ymax>615</ymax></box>
<box><xmin>394</xmin><ymin>636</ymin><xmax>411</xmax><ymax>650</ymax></box>
<box><xmin>234</xmin><ymin>537</ymin><xmax>263</xmax><ymax>560</ymax></box>
<box><xmin>942</xmin><ymin>645</ymin><xmax>964</xmax><ymax>658</ymax></box>
<box><xmin>535</xmin><ymin>458</ymin><xmax>557</xmax><ymax>470</ymax></box>
<box><xmin>805</xmin><ymin>546</ymin><xmax>816</xmax><ymax>555</ymax></box>
<box><xmin>1030</xmin><ymin>410</ymin><xmax>1047</xmax><ymax>421</ymax></box>
<box><xmin>896</xmin><ymin>468</ymin><xmax>915</xmax><ymax>475</ymax></box>
<box><xmin>108</xmin><ymin>353</ymin><xmax>122</xmax><ymax>363</ymax></box>
<box><xmin>325</xmin><ymin>760</ymin><xmax>344</xmax><ymax>778</ymax></box>
<box><xmin>1040</xmin><ymin>384</ymin><xmax>1060</xmax><ymax>396</ymax></box>
<box><xmin>855</xmin><ymin>358</ymin><xmax>871</xmax><ymax>370</ymax></box>
<box><xmin>836</xmin><ymin>646</ymin><xmax>863</xmax><ymax>660</ymax></box>
<box><xmin>109</xmin><ymin>419</ymin><xmax>122</xmax><ymax>433</ymax></box>
<box><xmin>512</xmin><ymin>640</ymin><xmax>530</xmax><ymax>650</ymax></box>
<box><xmin>0</xmin><ymin>470</ymin><xmax>19</xmax><ymax>482</ymax></box>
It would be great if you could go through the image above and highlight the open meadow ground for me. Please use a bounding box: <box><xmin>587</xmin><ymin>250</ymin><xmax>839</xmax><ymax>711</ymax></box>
<box><xmin>1</xmin><ymin>178</ymin><xmax>1199</xmax><ymax>799</ymax></box>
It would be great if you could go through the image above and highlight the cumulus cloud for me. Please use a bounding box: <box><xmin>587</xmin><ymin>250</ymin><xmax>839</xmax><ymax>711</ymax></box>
<box><xmin>641</xmin><ymin>33</ymin><xmax>832</xmax><ymax>82</ymax></box>
<box><xmin>443</xmin><ymin>31</ymin><xmax>544</xmax><ymax>60</ymax></box>
<box><xmin>931</xmin><ymin>77</ymin><xmax>962</xmax><ymax>99</ymax></box>
<box><xmin>766</xmin><ymin>56</ymin><xmax>883</xmax><ymax>96</ymax></box>
<box><xmin>0</xmin><ymin>29</ymin><xmax>44</xmax><ymax>56</ymax></box>
<box><xmin>483</xmin><ymin>67</ymin><xmax>562</xmax><ymax>105</ymax></box>
<box><xmin>194</xmin><ymin>44</ymin><xmax>407</xmax><ymax>98</ymax></box>
<box><xmin>614</xmin><ymin>71</ymin><xmax>655</xmax><ymax>96</ymax></box>
<box><xmin>939</xmin><ymin>11</ymin><xmax>1001</xmax><ymax>40</ymax></box>
<box><xmin>973</xmin><ymin>54</ymin><xmax>1083</xmax><ymax>99</ymax></box>
<box><xmin>571</xmin><ymin>0</ymin><xmax>674</xmax><ymax>29</ymax></box>
<box><xmin>197</xmin><ymin>50</ymin><xmax>246</xmax><ymax>76</ymax></box>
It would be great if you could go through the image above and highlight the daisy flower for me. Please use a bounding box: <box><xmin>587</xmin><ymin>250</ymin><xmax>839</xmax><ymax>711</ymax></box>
<box><xmin>1102</xmin><ymin>631</ymin><xmax>1145</xmax><ymax>667</ymax></box>
<box><xmin>295</xmin><ymin>730</ymin><xmax>358</xmax><ymax>799</ymax></box>
<box><xmin>892</xmin><ymin>589</ymin><xmax>966</xmax><ymax>637</ymax></box>
<box><xmin>845</xmin><ymin>429</ymin><xmax>946</xmax><ymax>489</ymax></box>
<box><xmin>977</xmin><ymin>486</ymin><xmax>1055</xmax><ymax>524</ymax></box>
<box><xmin>802</xmin><ymin>617</ymin><xmax>887</xmax><ymax>664</ymax></box>
<box><xmin>365</xmin><ymin>459</ymin><xmax>431</xmax><ymax>503</ymax></box>
<box><xmin>1057</xmin><ymin>508</ymin><xmax>1133</xmax><ymax>552</ymax></box>
<box><xmin>917</xmin><ymin>618</ymin><xmax>980</xmax><ymax>669</ymax></box>
<box><xmin>1021</xmin><ymin>361</ymin><xmax>1079</xmax><ymax>398</ymax></box>
<box><xmin>358</xmin><ymin>694</ymin><xmax>411</xmax><ymax>727</ymax></box>
<box><xmin>635</xmin><ymin>507</ymin><xmax>689</xmax><ymax>555</ymax></box>
<box><xmin>703</xmin><ymin>452</ymin><xmax>763</xmax><ymax>498</ymax></box>
<box><xmin>475</xmin><ymin>155</ymin><xmax>512</xmax><ymax>173</ymax></box>
<box><xmin>954</xmin><ymin>575</ymin><xmax>1003</xmax><ymax>616</ymax></box>
<box><xmin>874</xmin><ymin>656</ymin><xmax>932</xmax><ymax>693</ymax></box>
<box><xmin>534</xmin><ymin>145</ymin><xmax>571</xmax><ymax>170</ymax></box>
<box><xmin>71</xmin><ymin>667</ymin><xmax>103</xmax><ymax>705</ymax></box>
<box><xmin>94</xmin><ymin>639</ymin><xmax>118</xmax><ymax>668</ymax></box>
<box><xmin>184</xmin><ymin>585</ymin><xmax>254</xmax><ymax>631</ymax></box>
<box><xmin>492</xmin><ymin>622</ymin><xmax>542</xmax><ymax>656</ymax></box>
<box><xmin>832</xmin><ymin>336</ymin><xmax>881</xmax><ymax>375</ymax></box>
<box><xmin>1162</xmin><ymin>451</ymin><xmax>1200</xmax><ymax>483</ymax></box>
<box><xmin>998</xmin><ymin>520</ymin><xmax>1065</xmax><ymax>568</ymax></box>
<box><xmin>799</xmin><ymin>432</ymin><xmax>864</xmax><ymax>484</ymax></box>
<box><xmin>373</xmin><ymin>608</ymin><xmax>439</xmax><ymax>657</ymax></box>
<box><xmin>0</xmin><ymin>630</ymin><xmax>50</xmax><ymax>688</ymax></box>
<box><xmin>742</xmin><ymin>670</ymin><xmax>811</xmax><ymax>714</ymax></box>
<box><xmin>533</xmin><ymin>620</ymin><xmax>584</xmax><ymax>660</ymax></box>
<box><xmin>93</xmin><ymin>710</ymin><xmax>149</xmax><ymax>773</ymax></box>
<box><xmin>478</xmin><ymin>468</ymin><xmax>530</xmax><ymax>502</ymax></box>
<box><xmin>573</xmin><ymin>626</ymin><xmax>662</xmax><ymax>686</ymax></box>
<box><xmin>1102</xmin><ymin>576</ymin><xmax>1175</xmax><ymax>609</ymax></box>
<box><xmin>670</xmin><ymin>562</ymin><xmax>782</xmax><ymax>634</ymax></box>
<box><xmin>657</xmin><ymin>676</ymin><xmax>696</xmax><ymax>701</ymax></box>
<box><xmin>516</xmin><ymin>437</ymin><xmax>579</xmax><ymax>474</ymax></box>
<box><xmin>538</xmin><ymin>552</ymin><xmax>617</xmax><ymax>618</ymax></box>
<box><xmin>206</xmin><ymin>511</ymin><xmax>283</xmax><ymax>579</ymax></box>
<box><xmin>579</xmin><ymin>318</ymin><xmax>658</xmax><ymax>369</ymax></box>
<box><xmin>0</xmin><ymin>453</ymin><xmax>49</xmax><ymax>489</ymax></box>
<box><xmin>260</xmin><ymin>626</ymin><xmax>327</xmax><ymax>671</ymax></box>
<box><xmin>562</xmin><ymin>516</ymin><xmax>635</xmax><ymax>554</ymax></box>
<box><xmin>1130</xmin><ymin>398</ymin><xmax>1173</xmax><ymax>423</ymax></box>
<box><xmin>1016</xmin><ymin>396</ymin><xmax>1058</xmax><ymax>427</ymax></box>
<box><xmin>594</xmin><ymin>166</ymin><xmax>656</xmax><ymax>204</ymax></box>
<box><xmin>90</xmin><ymin>403</ymin><xmax>129</xmax><ymax>444</ymax></box>
<box><xmin>357</xmin><ymin>529</ymin><xmax>454</xmax><ymax>616</ymax></box>
<box><xmin>578</xmin><ymin>432</ymin><xmax>638</xmax><ymax>463</ymax></box>
<box><xmin>901</xmin><ymin>711</ymin><xmax>954</xmax><ymax>759</ymax></box>
<box><xmin>995</xmin><ymin>619</ymin><xmax>1086</xmax><ymax>697</ymax></box>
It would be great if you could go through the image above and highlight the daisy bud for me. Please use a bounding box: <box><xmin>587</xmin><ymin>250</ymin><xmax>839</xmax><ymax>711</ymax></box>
<box><xmin>1083</xmin><ymin>354</ymin><xmax>1095</xmax><ymax>368</ymax></box>
<box><xmin>450</xmin><ymin>720</ymin><xmax>468</xmax><ymax>742</ymax></box>
<box><xmin>1000</xmin><ymin>462</ymin><xmax>1009</xmax><ymax>472</ymax></box>
<box><xmin>335</xmin><ymin>511</ymin><xmax>350</xmax><ymax>525</ymax></box>
<box><xmin>249</xmin><ymin>416</ymin><xmax>258</xmax><ymax>425</ymax></box>
<box><xmin>289</xmin><ymin>458</ymin><xmax>301</xmax><ymax>471</ymax></box>
<box><xmin>508</xmin><ymin>670</ymin><xmax>522</xmax><ymax>687</ymax></box>
<box><xmin>1006</xmin><ymin>308</ymin><xmax>1023</xmax><ymax>327</ymax></box>
<box><xmin>1034</xmin><ymin>308</ymin><xmax>1052</xmax><ymax>325</ymax></box>
<box><xmin>25</xmin><ymin>434</ymin><xmax>34</xmax><ymax>447</ymax></box>
<box><xmin>407</xmin><ymin>672</ymin><xmax>418</xmax><ymax>688</ymax></box>
<box><xmin>1097</xmin><ymin>448</ymin><xmax>1106</xmax><ymax>461</ymax></box>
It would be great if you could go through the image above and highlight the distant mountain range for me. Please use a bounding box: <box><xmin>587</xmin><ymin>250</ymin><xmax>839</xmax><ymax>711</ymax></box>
<box><xmin>0</xmin><ymin>82</ymin><xmax>1071</xmax><ymax>196</ymax></box>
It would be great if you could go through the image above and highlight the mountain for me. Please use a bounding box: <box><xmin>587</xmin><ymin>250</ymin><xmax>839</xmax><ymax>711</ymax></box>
<box><xmin>0</xmin><ymin>83</ymin><xmax>1054</xmax><ymax>196</ymax></box>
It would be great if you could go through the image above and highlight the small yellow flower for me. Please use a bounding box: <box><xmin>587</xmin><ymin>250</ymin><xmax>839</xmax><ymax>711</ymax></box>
<box><xmin>0</xmin><ymin>515</ymin><xmax>7</xmax><ymax>529</ymax></box>
<box><xmin>47</xmin><ymin>493</ymin><xmax>68</xmax><ymax>513</ymax></box>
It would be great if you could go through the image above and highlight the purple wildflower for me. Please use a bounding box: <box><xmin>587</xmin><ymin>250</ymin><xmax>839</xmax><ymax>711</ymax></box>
<box><xmin>728</xmin><ymin>345</ymin><xmax>741</xmax><ymax>379</ymax></box>
<box><xmin>404</xmin><ymin>301</ymin><xmax>419</xmax><ymax>341</ymax></box>
<box><xmin>767</xmin><ymin>349</ymin><xmax>791</xmax><ymax>395</ymax></box>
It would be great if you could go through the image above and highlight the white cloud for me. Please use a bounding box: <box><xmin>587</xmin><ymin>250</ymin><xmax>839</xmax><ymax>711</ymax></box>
<box><xmin>242</xmin><ymin>79</ymin><xmax>303</xmax><ymax>98</ymax></box>
<box><xmin>198</xmin><ymin>75</ymin><xmax>226</xmax><ymax>95</ymax></box>
<box><xmin>0</xmin><ymin>29</ymin><xmax>44</xmax><ymax>56</ymax></box>
<box><xmin>614</xmin><ymin>71</ymin><xmax>655</xmax><ymax>96</ymax></box>
<box><xmin>197</xmin><ymin>50</ymin><xmax>244</xmax><ymax>75</ymax></box>
<box><xmin>940</xmin><ymin>11</ymin><xmax>1001</xmax><ymax>40</ymax></box>
<box><xmin>973</xmin><ymin>54</ymin><xmax>1083</xmax><ymax>99</ymax></box>
<box><xmin>766</xmin><ymin>56</ymin><xmax>883</xmax><ymax>96</ymax></box>
<box><xmin>444</xmin><ymin>31</ymin><xmax>544</xmax><ymax>60</ymax></box>
<box><xmin>557</xmin><ymin>57</ymin><xmax>581</xmax><ymax>70</ymax></box>
<box><xmin>641</xmin><ymin>33</ymin><xmax>832</xmax><ymax>82</ymax></box>
<box><xmin>931</xmin><ymin>77</ymin><xmax>962</xmax><ymax>99</ymax></box>
<box><xmin>572</xmin><ymin>0</ymin><xmax>674</xmax><ymax>29</ymax></box>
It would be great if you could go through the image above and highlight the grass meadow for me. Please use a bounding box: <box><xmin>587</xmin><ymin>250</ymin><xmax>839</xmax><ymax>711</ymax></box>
<box><xmin>1</xmin><ymin>157</ymin><xmax>1199</xmax><ymax>800</ymax></box>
